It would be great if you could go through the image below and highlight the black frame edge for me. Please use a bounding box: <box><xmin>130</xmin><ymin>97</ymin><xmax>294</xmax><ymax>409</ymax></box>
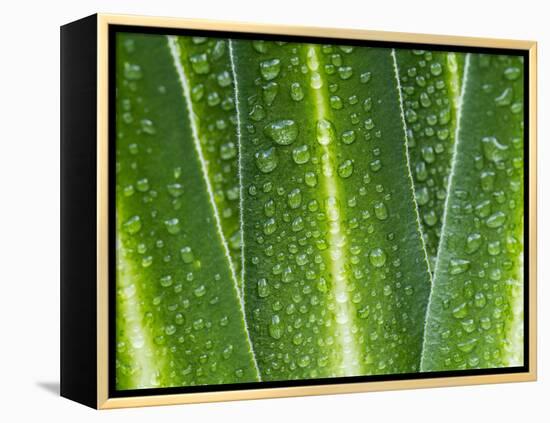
<box><xmin>60</xmin><ymin>13</ymin><xmax>99</xmax><ymax>409</ymax></box>
<box><xmin>108</xmin><ymin>25</ymin><xmax>531</xmax><ymax>399</ymax></box>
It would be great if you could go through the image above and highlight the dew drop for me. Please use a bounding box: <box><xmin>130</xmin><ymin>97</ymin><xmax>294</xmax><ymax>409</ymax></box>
<box><xmin>260</xmin><ymin>59</ymin><xmax>281</xmax><ymax>81</ymax></box>
<box><xmin>416</xmin><ymin>161</ymin><xmax>428</xmax><ymax>181</ymax></box>
<box><xmin>140</xmin><ymin>119</ymin><xmax>156</xmax><ymax>135</ymax></box>
<box><xmin>316</xmin><ymin>119</ymin><xmax>336</xmax><ymax>146</ymax></box>
<box><xmin>480</xmin><ymin>317</ymin><xmax>491</xmax><ymax>330</ymax></box>
<box><xmin>452</xmin><ymin>302</ymin><xmax>468</xmax><ymax>319</ymax></box>
<box><xmin>360</xmin><ymin>71</ymin><xmax>372</xmax><ymax>83</ymax></box>
<box><xmin>338</xmin><ymin>66</ymin><xmax>353</xmax><ymax>80</ymax></box>
<box><xmin>175</xmin><ymin>313</ymin><xmax>185</xmax><ymax>325</ymax></box>
<box><xmin>257</xmin><ymin>278</ymin><xmax>270</xmax><ymax>298</ymax></box>
<box><xmin>486</xmin><ymin>211</ymin><xmax>506</xmax><ymax>228</ymax></box>
<box><xmin>128</xmin><ymin>143</ymin><xmax>139</xmax><ymax>155</ymax></box>
<box><xmin>222</xmin><ymin>344</ymin><xmax>234</xmax><ymax>359</ymax></box>
<box><xmin>466</xmin><ymin>233</ymin><xmax>482</xmax><ymax>254</ymax></box>
<box><xmin>292</xmin><ymin>216</ymin><xmax>305</xmax><ymax>232</ymax></box>
<box><xmin>306</xmin><ymin>48</ymin><xmax>320</xmax><ymax>71</ymax></box>
<box><xmin>262</xmin><ymin>82</ymin><xmax>278</xmax><ymax>106</ymax></box>
<box><xmin>482</xmin><ymin>136</ymin><xmax>509</xmax><ymax>163</ymax></box>
<box><xmin>310</xmin><ymin>71</ymin><xmax>323</xmax><ymax>89</ymax></box>
<box><xmin>487</xmin><ymin>240</ymin><xmax>501</xmax><ymax>256</ymax></box>
<box><xmin>160</xmin><ymin>275</ymin><xmax>173</xmax><ymax>287</ymax></box>
<box><xmin>374</xmin><ymin>202</ymin><xmax>388</xmax><ymax>220</ymax></box>
<box><xmin>480</xmin><ymin>170</ymin><xmax>495</xmax><ymax>192</ymax></box>
<box><xmin>338</xmin><ymin>159</ymin><xmax>354</xmax><ymax>178</ymax></box>
<box><xmin>298</xmin><ymin>355</ymin><xmax>311</xmax><ymax>368</ymax></box>
<box><xmin>212</xmin><ymin>40</ymin><xmax>226</xmax><ymax>60</ymax></box>
<box><xmin>164</xmin><ymin>218</ymin><xmax>181</xmax><ymax>235</ymax></box>
<box><xmin>290</xmin><ymin>82</ymin><xmax>304</xmax><ymax>101</ymax></box>
<box><xmin>423</xmin><ymin>210</ymin><xmax>438</xmax><ymax>227</ymax></box>
<box><xmin>207</xmin><ymin>92</ymin><xmax>221</xmax><ymax>107</ymax></box>
<box><xmin>217</xmin><ymin>70</ymin><xmax>232</xmax><ymax>87</ymax></box>
<box><xmin>255</xmin><ymin>147</ymin><xmax>278</xmax><ymax>173</ymax></box>
<box><xmin>136</xmin><ymin>178</ymin><xmax>149</xmax><ymax>192</ymax></box>
<box><xmin>421</xmin><ymin>146</ymin><xmax>435</xmax><ymax>164</ymax></box>
<box><xmin>430</xmin><ymin>62</ymin><xmax>443</xmax><ymax>76</ymax></box>
<box><xmin>264</xmin><ymin>119</ymin><xmax>299</xmax><ymax>145</ymax></box>
<box><xmin>268</xmin><ymin>315</ymin><xmax>283</xmax><ymax>339</ymax></box>
<box><xmin>292</xmin><ymin>145</ymin><xmax>310</xmax><ymax>164</ymax></box>
<box><xmin>474</xmin><ymin>292</ymin><xmax>487</xmax><ymax>308</ymax></box>
<box><xmin>141</xmin><ymin>256</ymin><xmax>153</xmax><ymax>268</ymax></box>
<box><xmin>416</xmin><ymin>187</ymin><xmax>430</xmax><ymax>206</ymax></box>
<box><xmin>249</xmin><ymin>104</ymin><xmax>266</xmax><ymax>121</ymax></box>
<box><xmin>122</xmin><ymin>185</ymin><xmax>134</xmax><ymax>197</ymax></box>
<box><xmin>449</xmin><ymin>258</ymin><xmax>470</xmax><ymax>275</ymax></box>
<box><xmin>457</xmin><ymin>338</ymin><xmax>478</xmax><ymax>353</ymax></box>
<box><xmin>305</xmin><ymin>171</ymin><xmax>318</xmax><ymax>187</ymax></box>
<box><xmin>325</xmin><ymin>196</ymin><xmax>340</xmax><ymax>221</ymax></box>
<box><xmin>263</xmin><ymin>217</ymin><xmax>277</xmax><ymax>235</ymax></box>
<box><xmin>292</xmin><ymin>333</ymin><xmax>304</xmax><ymax>346</ymax></box>
<box><xmin>420</xmin><ymin>92</ymin><xmax>431</xmax><ymax>108</ymax></box>
<box><xmin>124</xmin><ymin>216</ymin><xmax>142</xmax><ymax>234</ymax></box>
<box><xmin>405</xmin><ymin>109</ymin><xmax>417</xmax><ymax>123</ymax></box>
<box><xmin>194</xmin><ymin>285</ymin><xmax>206</xmax><ymax>297</ymax></box>
<box><xmin>369</xmin><ymin>248</ymin><xmax>387</xmax><ymax>268</ymax></box>
<box><xmin>330</xmin><ymin>95</ymin><xmax>343</xmax><ymax>110</ymax></box>
<box><xmin>220</xmin><ymin>142</ymin><xmax>237</xmax><ymax>160</ymax></box>
<box><xmin>475</xmin><ymin>200</ymin><xmax>491</xmax><ymax>218</ymax></box>
<box><xmin>494</xmin><ymin>87</ymin><xmax>513</xmax><ymax>106</ymax></box>
<box><xmin>180</xmin><ymin>246</ymin><xmax>193</xmax><ymax>264</ymax></box>
<box><xmin>362</xmin><ymin>97</ymin><xmax>373</xmax><ymax>112</ymax></box>
<box><xmin>341</xmin><ymin>130</ymin><xmax>356</xmax><ymax>145</ymax></box>
<box><xmin>252</xmin><ymin>40</ymin><xmax>269</xmax><ymax>53</ymax></box>
<box><xmin>191</xmin><ymin>84</ymin><xmax>204</xmax><ymax>102</ymax></box>
<box><xmin>123</xmin><ymin>39</ymin><xmax>135</xmax><ymax>54</ymax></box>
<box><xmin>370</xmin><ymin>159</ymin><xmax>382</xmax><ymax>172</ymax></box>
<box><xmin>288</xmin><ymin>188</ymin><xmax>302</xmax><ymax>209</ymax></box>
<box><xmin>189</xmin><ymin>53</ymin><xmax>210</xmax><ymax>75</ymax></box>
<box><xmin>167</xmin><ymin>183</ymin><xmax>183</xmax><ymax>197</ymax></box>
<box><xmin>123</xmin><ymin>63</ymin><xmax>142</xmax><ymax>80</ymax></box>
<box><xmin>503</xmin><ymin>67</ymin><xmax>521</xmax><ymax>81</ymax></box>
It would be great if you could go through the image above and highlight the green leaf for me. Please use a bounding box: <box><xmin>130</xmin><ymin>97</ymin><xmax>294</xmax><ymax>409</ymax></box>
<box><xmin>113</xmin><ymin>29</ymin><xmax>525</xmax><ymax>390</ymax></box>
<box><xmin>115</xmin><ymin>33</ymin><xmax>259</xmax><ymax>389</ymax></box>
<box><xmin>173</xmin><ymin>36</ymin><xmax>244</xmax><ymax>288</ymax></box>
<box><xmin>395</xmin><ymin>49</ymin><xmax>465</xmax><ymax>269</ymax></box>
<box><xmin>420</xmin><ymin>53</ymin><xmax>524</xmax><ymax>371</ymax></box>
<box><xmin>231</xmin><ymin>40</ymin><xmax>432</xmax><ymax>380</ymax></box>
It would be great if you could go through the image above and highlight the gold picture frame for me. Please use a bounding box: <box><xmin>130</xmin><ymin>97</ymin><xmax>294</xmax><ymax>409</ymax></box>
<box><xmin>60</xmin><ymin>13</ymin><xmax>537</xmax><ymax>409</ymax></box>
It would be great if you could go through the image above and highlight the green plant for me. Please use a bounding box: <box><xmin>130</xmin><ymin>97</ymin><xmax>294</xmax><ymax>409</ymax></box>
<box><xmin>115</xmin><ymin>32</ymin><xmax>524</xmax><ymax>390</ymax></box>
<box><xmin>231</xmin><ymin>40</ymin><xmax>431</xmax><ymax>380</ymax></box>
<box><xmin>419</xmin><ymin>53</ymin><xmax>524</xmax><ymax>371</ymax></box>
<box><xmin>115</xmin><ymin>33</ymin><xmax>259</xmax><ymax>389</ymax></box>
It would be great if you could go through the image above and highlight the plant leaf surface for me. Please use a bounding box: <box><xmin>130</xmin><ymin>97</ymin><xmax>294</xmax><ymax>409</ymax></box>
<box><xmin>115</xmin><ymin>33</ymin><xmax>259</xmax><ymax>389</ymax></box>
<box><xmin>232</xmin><ymin>39</ymin><xmax>432</xmax><ymax>380</ymax></box>
<box><xmin>395</xmin><ymin>50</ymin><xmax>465</xmax><ymax>269</ymax></box>
<box><xmin>174</xmin><ymin>35</ymin><xmax>243</xmax><ymax>288</ymax></box>
<box><xmin>421</xmin><ymin>53</ymin><xmax>524</xmax><ymax>371</ymax></box>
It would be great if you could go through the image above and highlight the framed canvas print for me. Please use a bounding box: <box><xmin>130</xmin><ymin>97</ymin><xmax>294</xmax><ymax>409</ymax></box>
<box><xmin>60</xmin><ymin>13</ymin><xmax>537</xmax><ymax>409</ymax></box>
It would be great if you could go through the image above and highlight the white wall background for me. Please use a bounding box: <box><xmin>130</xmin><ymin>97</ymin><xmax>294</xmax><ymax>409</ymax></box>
<box><xmin>0</xmin><ymin>0</ymin><xmax>546</xmax><ymax>420</ymax></box>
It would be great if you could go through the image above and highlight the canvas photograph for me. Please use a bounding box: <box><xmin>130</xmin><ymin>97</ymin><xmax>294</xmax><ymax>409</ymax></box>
<box><xmin>113</xmin><ymin>29</ymin><xmax>526</xmax><ymax>392</ymax></box>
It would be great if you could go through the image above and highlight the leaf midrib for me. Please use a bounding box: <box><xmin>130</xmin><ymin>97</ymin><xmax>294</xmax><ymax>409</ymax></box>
<box><xmin>306</xmin><ymin>44</ymin><xmax>362</xmax><ymax>376</ymax></box>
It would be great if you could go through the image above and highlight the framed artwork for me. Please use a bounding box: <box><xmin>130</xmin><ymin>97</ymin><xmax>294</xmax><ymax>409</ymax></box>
<box><xmin>60</xmin><ymin>13</ymin><xmax>537</xmax><ymax>409</ymax></box>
